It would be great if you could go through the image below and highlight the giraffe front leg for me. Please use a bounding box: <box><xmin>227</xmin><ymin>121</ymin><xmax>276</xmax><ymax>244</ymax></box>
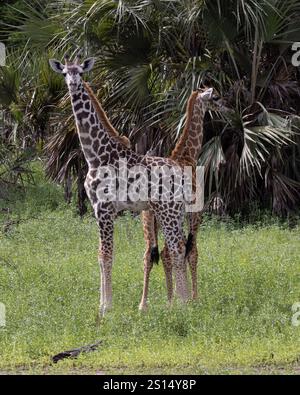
<box><xmin>98</xmin><ymin>248</ymin><xmax>113</xmax><ymax>317</ymax></box>
<box><xmin>98</xmin><ymin>216</ymin><xmax>114</xmax><ymax>318</ymax></box>
<box><xmin>99</xmin><ymin>254</ymin><xmax>105</xmax><ymax>311</ymax></box>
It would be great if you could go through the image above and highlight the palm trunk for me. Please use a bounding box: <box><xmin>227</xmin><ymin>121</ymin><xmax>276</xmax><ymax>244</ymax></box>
<box><xmin>77</xmin><ymin>160</ymin><xmax>87</xmax><ymax>217</ymax></box>
<box><xmin>64</xmin><ymin>171</ymin><xmax>72</xmax><ymax>204</ymax></box>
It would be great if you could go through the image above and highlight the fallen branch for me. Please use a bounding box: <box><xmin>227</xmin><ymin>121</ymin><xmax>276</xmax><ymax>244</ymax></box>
<box><xmin>51</xmin><ymin>340</ymin><xmax>103</xmax><ymax>363</ymax></box>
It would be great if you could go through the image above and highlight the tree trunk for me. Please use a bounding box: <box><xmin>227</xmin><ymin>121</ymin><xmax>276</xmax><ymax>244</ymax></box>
<box><xmin>64</xmin><ymin>172</ymin><xmax>72</xmax><ymax>204</ymax></box>
<box><xmin>77</xmin><ymin>161</ymin><xmax>87</xmax><ymax>217</ymax></box>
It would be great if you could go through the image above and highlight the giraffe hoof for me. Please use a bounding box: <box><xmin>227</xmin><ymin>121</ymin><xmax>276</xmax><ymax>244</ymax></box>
<box><xmin>95</xmin><ymin>313</ymin><xmax>103</xmax><ymax>326</ymax></box>
<box><xmin>138</xmin><ymin>303</ymin><xmax>148</xmax><ymax>312</ymax></box>
<box><xmin>99</xmin><ymin>303</ymin><xmax>112</xmax><ymax>318</ymax></box>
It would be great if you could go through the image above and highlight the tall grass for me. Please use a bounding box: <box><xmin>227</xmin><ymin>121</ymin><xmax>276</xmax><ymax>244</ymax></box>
<box><xmin>0</xmin><ymin>166</ymin><xmax>299</xmax><ymax>374</ymax></box>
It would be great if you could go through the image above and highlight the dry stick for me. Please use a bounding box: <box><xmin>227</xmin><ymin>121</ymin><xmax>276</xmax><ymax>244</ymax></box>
<box><xmin>51</xmin><ymin>340</ymin><xmax>103</xmax><ymax>364</ymax></box>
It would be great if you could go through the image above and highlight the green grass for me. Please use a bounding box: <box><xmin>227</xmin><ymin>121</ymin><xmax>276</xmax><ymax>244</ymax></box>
<box><xmin>0</xmin><ymin>166</ymin><xmax>300</xmax><ymax>374</ymax></box>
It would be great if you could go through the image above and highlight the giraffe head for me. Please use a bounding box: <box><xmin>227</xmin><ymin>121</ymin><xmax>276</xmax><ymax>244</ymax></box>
<box><xmin>49</xmin><ymin>54</ymin><xmax>95</xmax><ymax>93</ymax></box>
<box><xmin>196</xmin><ymin>87</ymin><xmax>226</xmax><ymax>112</ymax></box>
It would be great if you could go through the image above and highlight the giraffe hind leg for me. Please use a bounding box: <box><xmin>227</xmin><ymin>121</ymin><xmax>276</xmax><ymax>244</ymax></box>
<box><xmin>161</xmin><ymin>245</ymin><xmax>173</xmax><ymax>305</ymax></box>
<box><xmin>139</xmin><ymin>246</ymin><xmax>154</xmax><ymax>312</ymax></box>
<box><xmin>139</xmin><ymin>211</ymin><xmax>158</xmax><ymax>311</ymax></box>
<box><xmin>155</xmin><ymin>206</ymin><xmax>189</xmax><ymax>303</ymax></box>
<box><xmin>187</xmin><ymin>243</ymin><xmax>198</xmax><ymax>300</ymax></box>
<box><xmin>186</xmin><ymin>212</ymin><xmax>201</xmax><ymax>300</ymax></box>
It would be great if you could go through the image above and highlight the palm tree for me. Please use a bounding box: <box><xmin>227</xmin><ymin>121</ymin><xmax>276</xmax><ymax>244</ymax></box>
<box><xmin>1</xmin><ymin>0</ymin><xmax>300</xmax><ymax>215</ymax></box>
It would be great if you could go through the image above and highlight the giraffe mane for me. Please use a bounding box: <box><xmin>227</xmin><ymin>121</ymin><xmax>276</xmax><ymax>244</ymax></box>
<box><xmin>170</xmin><ymin>91</ymin><xmax>199</xmax><ymax>160</ymax></box>
<box><xmin>82</xmin><ymin>81</ymin><xmax>131</xmax><ymax>148</ymax></box>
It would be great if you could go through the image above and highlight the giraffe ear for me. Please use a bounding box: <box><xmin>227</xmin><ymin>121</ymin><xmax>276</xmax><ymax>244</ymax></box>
<box><xmin>200</xmin><ymin>88</ymin><xmax>214</xmax><ymax>101</ymax></box>
<box><xmin>49</xmin><ymin>59</ymin><xmax>64</xmax><ymax>74</ymax></box>
<box><xmin>81</xmin><ymin>58</ymin><xmax>95</xmax><ymax>73</ymax></box>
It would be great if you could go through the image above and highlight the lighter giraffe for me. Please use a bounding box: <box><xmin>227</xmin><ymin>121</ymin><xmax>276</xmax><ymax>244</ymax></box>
<box><xmin>139</xmin><ymin>88</ymin><xmax>225</xmax><ymax>311</ymax></box>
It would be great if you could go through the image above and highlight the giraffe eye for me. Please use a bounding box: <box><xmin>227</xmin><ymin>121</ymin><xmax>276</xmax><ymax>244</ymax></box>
<box><xmin>79</xmin><ymin>72</ymin><xmax>83</xmax><ymax>77</ymax></box>
<box><xmin>62</xmin><ymin>72</ymin><xmax>67</xmax><ymax>77</ymax></box>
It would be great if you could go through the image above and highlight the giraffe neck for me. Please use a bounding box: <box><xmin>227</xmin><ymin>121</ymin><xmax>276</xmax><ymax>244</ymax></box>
<box><xmin>171</xmin><ymin>95</ymin><xmax>206</xmax><ymax>164</ymax></box>
<box><xmin>185</xmin><ymin>100</ymin><xmax>205</xmax><ymax>161</ymax></box>
<box><xmin>69</xmin><ymin>82</ymin><xmax>118</xmax><ymax>169</ymax></box>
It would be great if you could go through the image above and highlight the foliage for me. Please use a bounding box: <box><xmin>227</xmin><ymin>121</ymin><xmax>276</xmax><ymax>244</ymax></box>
<box><xmin>0</xmin><ymin>141</ymin><xmax>35</xmax><ymax>199</ymax></box>
<box><xmin>1</xmin><ymin>0</ymin><xmax>300</xmax><ymax>215</ymax></box>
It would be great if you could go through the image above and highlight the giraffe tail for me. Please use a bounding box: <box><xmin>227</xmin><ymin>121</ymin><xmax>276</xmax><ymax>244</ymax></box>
<box><xmin>185</xmin><ymin>233</ymin><xmax>194</xmax><ymax>258</ymax></box>
<box><xmin>150</xmin><ymin>246</ymin><xmax>160</xmax><ymax>264</ymax></box>
<box><xmin>150</xmin><ymin>216</ymin><xmax>160</xmax><ymax>264</ymax></box>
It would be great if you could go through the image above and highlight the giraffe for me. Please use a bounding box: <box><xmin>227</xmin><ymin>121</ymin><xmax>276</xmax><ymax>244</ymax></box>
<box><xmin>49</xmin><ymin>54</ymin><xmax>204</xmax><ymax>316</ymax></box>
<box><xmin>139</xmin><ymin>88</ymin><xmax>225</xmax><ymax>311</ymax></box>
